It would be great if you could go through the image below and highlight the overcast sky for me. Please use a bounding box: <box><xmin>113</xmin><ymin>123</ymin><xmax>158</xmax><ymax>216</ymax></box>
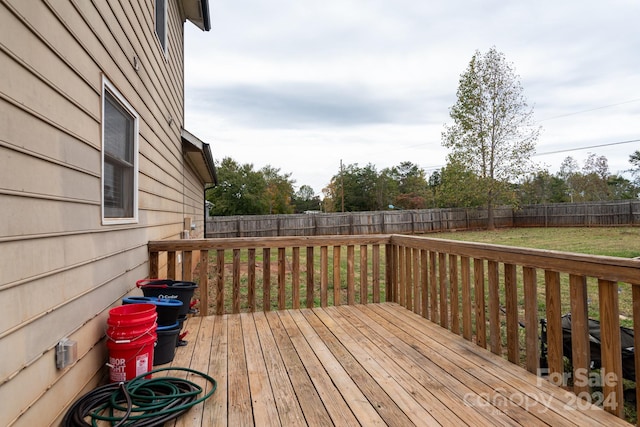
<box><xmin>184</xmin><ymin>0</ymin><xmax>640</xmax><ymax>195</ymax></box>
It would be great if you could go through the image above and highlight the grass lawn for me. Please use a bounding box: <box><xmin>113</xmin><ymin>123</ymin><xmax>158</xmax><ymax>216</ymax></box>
<box><xmin>434</xmin><ymin>226</ymin><xmax>640</xmax><ymax>258</ymax></box>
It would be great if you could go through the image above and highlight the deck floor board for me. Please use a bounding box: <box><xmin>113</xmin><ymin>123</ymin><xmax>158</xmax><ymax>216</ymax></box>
<box><xmin>164</xmin><ymin>303</ymin><xmax>630</xmax><ymax>426</ymax></box>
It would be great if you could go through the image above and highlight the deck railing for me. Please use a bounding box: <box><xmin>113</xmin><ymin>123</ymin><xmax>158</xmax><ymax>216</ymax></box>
<box><xmin>148</xmin><ymin>234</ymin><xmax>640</xmax><ymax>420</ymax></box>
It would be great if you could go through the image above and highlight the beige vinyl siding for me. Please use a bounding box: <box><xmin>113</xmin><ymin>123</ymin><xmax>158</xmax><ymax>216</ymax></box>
<box><xmin>0</xmin><ymin>0</ymin><xmax>206</xmax><ymax>425</ymax></box>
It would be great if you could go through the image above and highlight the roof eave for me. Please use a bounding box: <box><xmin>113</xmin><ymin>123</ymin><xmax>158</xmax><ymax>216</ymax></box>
<box><xmin>180</xmin><ymin>0</ymin><xmax>211</xmax><ymax>31</ymax></box>
<box><xmin>181</xmin><ymin>128</ymin><xmax>217</xmax><ymax>185</ymax></box>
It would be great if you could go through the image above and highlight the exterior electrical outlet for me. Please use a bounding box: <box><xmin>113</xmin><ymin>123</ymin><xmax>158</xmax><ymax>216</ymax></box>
<box><xmin>56</xmin><ymin>338</ymin><xmax>78</xmax><ymax>369</ymax></box>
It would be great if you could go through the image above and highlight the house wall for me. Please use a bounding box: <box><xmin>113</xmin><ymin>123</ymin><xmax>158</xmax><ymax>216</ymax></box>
<box><xmin>0</xmin><ymin>1</ymin><xmax>207</xmax><ymax>425</ymax></box>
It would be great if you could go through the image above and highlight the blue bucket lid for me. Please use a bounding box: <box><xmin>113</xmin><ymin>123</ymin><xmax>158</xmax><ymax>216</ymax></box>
<box><xmin>154</xmin><ymin>298</ymin><xmax>183</xmax><ymax>307</ymax></box>
<box><xmin>122</xmin><ymin>296</ymin><xmax>158</xmax><ymax>304</ymax></box>
<box><xmin>157</xmin><ymin>321</ymin><xmax>180</xmax><ymax>331</ymax></box>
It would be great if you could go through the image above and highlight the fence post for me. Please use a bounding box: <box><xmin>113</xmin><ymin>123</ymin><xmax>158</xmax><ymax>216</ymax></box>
<box><xmin>544</xmin><ymin>204</ymin><xmax>548</xmax><ymax>228</ymax></box>
<box><xmin>382</xmin><ymin>211</ymin><xmax>386</xmax><ymax>234</ymax></box>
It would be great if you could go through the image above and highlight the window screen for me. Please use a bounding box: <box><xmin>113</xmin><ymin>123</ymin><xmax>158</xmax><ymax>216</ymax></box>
<box><xmin>155</xmin><ymin>0</ymin><xmax>167</xmax><ymax>53</ymax></box>
<box><xmin>103</xmin><ymin>89</ymin><xmax>137</xmax><ymax>221</ymax></box>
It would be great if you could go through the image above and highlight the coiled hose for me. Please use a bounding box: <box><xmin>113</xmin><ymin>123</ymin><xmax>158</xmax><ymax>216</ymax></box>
<box><xmin>62</xmin><ymin>367</ymin><xmax>217</xmax><ymax>427</ymax></box>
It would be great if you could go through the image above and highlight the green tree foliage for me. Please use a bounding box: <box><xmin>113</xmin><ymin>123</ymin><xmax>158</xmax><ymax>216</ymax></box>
<box><xmin>548</xmin><ymin>154</ymin><xmax>638</xmax><ymax>203</ymax></box>
<box><xmin>323</xmin><ymin>162</ymin><xmax>431</xmax><ymax>212</ymax></box>
<box><xmin>435</xmin><ymin>160</ymin><xmax>485</xmax><ymax>208</ymax></box>
<box><xmin>629</xmin><ymin>150</ymin><xmax>640</xmax><ymax>185</ymax></box>
<box><xmin>292</xmin><ymin>185</ymin><xmax>322</xmax><ymax>213</ymax></box>
<box><xmin>382</xmin><ymin>162</ymin><xmax>430</xmax><ymax>209</ymax></box>
<box><xmin>518</xmin><ymin>170</ymin><xmax>569</xmax><ymax>204</ymax></box>
<box><xmin>206</xmin><ymin>157</ymin><xmax>295</xmax><ymax>215</ymax></box>
<box><xmin>607</xmin><ymin>175</ymin><xmax>638</xmax><ymax>200</ymax></box>
<box><xmin>442</xmin><ymin>47</ymin><xmax>540</xmax><ymax>228</ymax></box>
<box><xmin>260</xmin><ymin>165</ymin><xmax>295</xmax><ymax>214</ymax></box>
<box><xmin>325</xmin><ymin>163</ymin><xmax>381</xmax><ymax>212</ymax></box>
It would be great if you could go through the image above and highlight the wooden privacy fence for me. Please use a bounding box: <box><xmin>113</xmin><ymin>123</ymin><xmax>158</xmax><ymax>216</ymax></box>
<box><xmin>206</xmin><ymin>206</ymin><xmax>515</xmax><ymax>237</ymax></box>
<box><xmin>514</xmin><ymin>200</ymin><xmax>640</xmax><ymax>227</ymax></box>
<box><xmin>205</xmin><ymin>200</ymin><xmax>640</xmax><ymax>237</ymax></box>
<box><xmin>148</xmin><ymin>233</ymin><xmax>640</xmax><ymax>419</ymax></box>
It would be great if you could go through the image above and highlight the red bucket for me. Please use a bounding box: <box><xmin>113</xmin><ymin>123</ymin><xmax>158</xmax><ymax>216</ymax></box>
<box><xmin>107</xmin><ymin>304</ymin><xmax>157</xmax><ymax>341</ymax></box>
<box><xmin>106</xmin><ymin>331</ymin><xmax>156</xmax><ymax>382</ymax></box>
<box><xmin>106</xmin><ymin>303</ymin><xmax>158</xmax><ymax>382</ymax></box>
<box><xmin>107</xmin><ymin>303</ymin><xmax>157</xmax><ymax>327</ymax></box>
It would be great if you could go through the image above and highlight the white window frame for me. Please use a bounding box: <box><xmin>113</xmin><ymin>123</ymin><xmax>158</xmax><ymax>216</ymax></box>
<box><xmin>155</xmin><ymin>0</ymin><xmax>168</xmax><ymax>55</ymax></box>
<box><xmin>101</xmin><ymin>76</ymin><xmax>139</xmax><ymax>225</ymax></box>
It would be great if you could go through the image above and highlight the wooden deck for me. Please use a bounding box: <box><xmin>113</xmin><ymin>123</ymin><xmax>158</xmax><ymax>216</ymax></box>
<box><xmin>164</xmin><ymin>303</ymin><xmax>630</xmax><ymax>426</ymax></box>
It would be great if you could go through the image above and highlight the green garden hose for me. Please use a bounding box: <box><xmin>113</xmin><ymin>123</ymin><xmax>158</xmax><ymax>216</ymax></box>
<box><xmin>62</xmin><ymin>367</ymin><xmax>217</xmax><ymax>427</ymax></box>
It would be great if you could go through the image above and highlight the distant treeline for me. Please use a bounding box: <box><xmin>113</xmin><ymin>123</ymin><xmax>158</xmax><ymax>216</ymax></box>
<box><xmin>205</xmin><ymin>200</ymin><xmax>640</xmax><ymax>238</ymax></box>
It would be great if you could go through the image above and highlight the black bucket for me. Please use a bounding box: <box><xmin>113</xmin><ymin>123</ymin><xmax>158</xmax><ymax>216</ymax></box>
<box><xmin>137</xmin><ymin>279</ymin><xmax>197</xmax><ymax>317</ymax></box>
<box><xmin>122</xmin><ymin>296</ymin><xmax>183</xmax><ymax>326</ymax></box>
<box><xmin>153</xmin><ymin>322</ymin><xmax>180</xmax><ymax>365</ymax></box>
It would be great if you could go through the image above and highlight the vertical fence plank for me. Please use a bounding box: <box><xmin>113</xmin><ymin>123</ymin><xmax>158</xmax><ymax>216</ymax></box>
<box><xmin>149</xmin><ymin>251</ymin><xmax>159</xmax><ymax>278</ymax></box>
<box><xmin>216</xmin><ymin>249</ymin><xmax>225</xmax><ymax>315</ymax></box>
<box><xmin>544</xmin><ymin>270</ymin><xmax>563</xmax><ymax>380</ymax></box>
<box><xmin>421</xmin><ymin>249</ymin><xmax>428</xmax><ymax>319</ymax></box>
<box><xmin>373</xmin><ymin>244</ymin><xmax>380</xmax><ymax>303</ymax></box>
<box><xmin>504</xmin><ymin>263</ymin><xmax>519</xmax><ymax>364</ymax></box>
<box><xmin>386</xmin><ymin>244</ymin><xmax>396</xmax><ymax>303</ymax></box>
<box><xmin>263</xmin><ymin>248</ymin><xmax>271</xmax><ymax>311</ymax></box>
<box><xmin>232</xmin><ymin>249</ymin><xmax>240</xmax><ymax>314</ymax></box>
<box><xmin>632</xmin><ymin>284</ymin><xmax>640</xmax><ymax>420</ymax></box>
<box><xmin>278</xmin><ymin>247</ymin><xmax>286</xmax><ymax>310</ymax></box>
<box><xmin>347</xmin><ymin>245</ymin><xmax>355</xmax><ymax>305</ymax></box>
<box><xmin>398</xmin><ymin>245</ymin><xmax>406</xmax><ymax>307</ymax></box>
<box><xmin>598</xmin><ymin>279</ymin><xmax>623</xmax><ymax>417</ymax></box>
<box><xmin>474</xmin><ymin>259</ymin><xmax>486</xmax><ymax>349</ymax></box>
<box><xmin>429</xmin><ymin>251</ymin><xmax>438</xmax><ymax>322</ymax></box>
<box><xmin>292</xmin><ymin>247</ymin><xmax>300</xmax><ymax>309</ymax></box>
<box><xmin>449</xmin><ymin>254</ymin><xmax>459</xmax><ymax>335</ymax></box>
<box><xmin>461</xmin><ymin>256</ymin><xmax>472</xmax><ymax>341</ymax></box>
<box><xmin>248</xmin><ymin>249</ymin><xmax>256</xmax><ymax>312</ymax></box>
<box><xmin>333</xmin><ymin>246</ymin><xmax>341</xmax><ymax>306</ymax></box>
<box><xmin>321</xmin><ymin>246</ymin><xmax>328</xmax><ymax>307</ymax></box>
<box><xmin>199</xmin><ymin>250</ymin><xmax>209</xmax><ymax>316</ymax></box>
<box><xmin>439</xmin><ymin>253</ymin><xmax>448</xmax><ymax>328</ymax></box>
<box><xmin>569</xmin><ymin>274</ymin><xmax>590</xmax><ymax>396</ymax></box>
<box><xmin>360</xmin><ymin>245</ymin><xmax>368</xmax><ymax>304</ymax></box>
<box><xmin>168</xmin><ymin>251</ymin><xmax>176</xmax><ymax>279</ymax></box>
<box><xmin>523</xmin><ymin>266</ymin><xmax>538</xmax><ymax>374</ymax></box>
<box><xmin>488</xmin><ymin>261</ymin><xmax>501</xmax><ymax>355</ymax></box>
<box><xmin>183</xmin><ymin>251</ymin><xmax>193</xmax><ymax>281</ymax></box>
<box><xmin>405</xmin><ymin>247</ymin><xmax>413</xmax><ymax>312</ymax></box>
<box><xmin>306</xmin><ymin>246</ymin><xmax>314</xmax><ymax>308</ymax></box>
<box><xmin>413</xmin><ymin>248</ymin><xmax>420</xmax><ymax>315</ymax></box>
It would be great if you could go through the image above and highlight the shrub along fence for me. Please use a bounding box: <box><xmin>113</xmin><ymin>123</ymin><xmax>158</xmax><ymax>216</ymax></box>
<box><xmin>205</xmin><ymin>200</ymin><xmax>640</xmax><ymax>238</ymax></box>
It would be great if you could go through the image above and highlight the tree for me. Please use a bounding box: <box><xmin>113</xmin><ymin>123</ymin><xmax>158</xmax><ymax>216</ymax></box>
<box><xmin>629</xmin><ymin>150</ymin><xmax>640</xmax><ymax>185</ymax></box>
<box><xmin>442</xmin><ymin>47</ymin><xmax>540</xmax><ymax>228</ymax></box>
<box><xmin>575</xmin><ymin>153</ymin><xmax>609</xmax><ymax>201</ymax></box>
<box><xmin>207</xmin><ymin>157</ymin><xmax>268</xmax><ymax>215</ymax></box>
<box><xmin>381</xmin><ymin>161</ymin><xmax>429</xmax><ymax>209</ymax></box>
<box><xmin>518</xmin><ymin>170</ymin><xmax>569</xmax><ymax>204</ymax></box>
<box><xmin>557</xmin><ymin>156</ymin><xmax>579</xmax><ymax>202</ymax></box>
<box><xmin>323</xmin><ymin>163</ymin><xmax>380</xmax><ymax>212</ymax></box>
<box><xmin>607</xmin><ymin>175</ymin><xmax>639</xmax><ymax>200</ymax></box>
<box><xmin>260</xmin><ymin>165</ymin><xmax>295</xmax><ymax>214</ymax></box>
<box><xmin>436</xmin><ymin>160</ymin><xmax>485</xmax><ymax>208</ymax></box>
<box><xmin>292</xmin><ymin>185</ymin><xmax>322</xmax><ymax>213</ymax></box>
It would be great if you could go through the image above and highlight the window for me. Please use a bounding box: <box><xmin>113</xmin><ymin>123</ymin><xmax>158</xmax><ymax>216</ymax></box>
<box><xmin>102</xmin><ymin>78</ymin><xmax>138</xmax><ymax>223</ymax></box>
<box><xmin>155</xmin><ymin>0</ymin><xmax>167</xmax><ymax>54</ymax></box>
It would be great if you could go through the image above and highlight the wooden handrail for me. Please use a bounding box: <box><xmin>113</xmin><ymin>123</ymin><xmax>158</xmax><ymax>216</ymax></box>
<box><xmin>148</xmin><ymin>234</ymin><xmax>640</xmax><ymax>419</ymax></box>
